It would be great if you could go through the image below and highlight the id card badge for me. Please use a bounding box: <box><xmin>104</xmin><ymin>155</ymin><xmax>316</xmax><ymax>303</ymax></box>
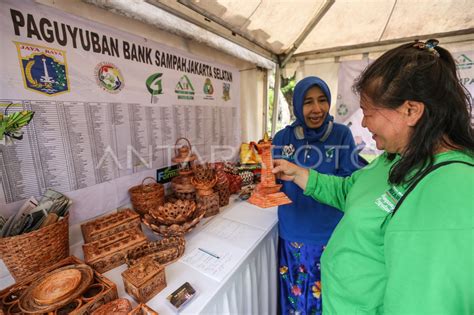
<box><xmin>167</xmin><ymin>282</ymin><xmax>196</xmax><ymax>310</ymax></box>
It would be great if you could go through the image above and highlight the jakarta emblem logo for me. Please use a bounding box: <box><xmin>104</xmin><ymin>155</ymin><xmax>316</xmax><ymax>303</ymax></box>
<box><xmin>15</xmin><ymin>42</ymin><xmax>69</xmax><ymax>96</ymax></box>
<box><xmin>95</xmin><ymin>62</ymin><xmax>124</xmax><ymax>93</ymax></box>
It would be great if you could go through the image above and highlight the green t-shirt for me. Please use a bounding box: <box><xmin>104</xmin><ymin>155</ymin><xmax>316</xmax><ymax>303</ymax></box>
<box><xmin>304</xmin><ymin>150</ymin><xmax>474</xmax><ymax>314</ymax></box>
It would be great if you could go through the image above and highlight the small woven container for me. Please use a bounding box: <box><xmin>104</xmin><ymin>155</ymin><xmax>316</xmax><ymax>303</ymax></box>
<box><xmin>216</xmin><ymin>188</ymin><xmax>231</xmax><ymax>207</ymax></box>
<box><xmin>197</xmin><ymin>192</ymin><xmax>220</xmax><ymax>218</ymax></box>
<box><xmin>0</xmin><ymin>215</ymin><xmax>69</xmax><ymax>282</ymax></box>
<box><xmin>129</xmin><ymin>177</ymin><xmax>165</xmax><ymax>216</ymax></box>
<box><xmin>215</xmin><ymin>171</ymin><xmax>230</xmax><ymax>207</ymax></box>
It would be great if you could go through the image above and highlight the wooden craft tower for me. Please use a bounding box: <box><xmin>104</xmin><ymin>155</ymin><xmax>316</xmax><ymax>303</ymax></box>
<box><xmin>248</xmin><ymin>133</ymin><xmax>292</xmax><ymax>208</ymax></box>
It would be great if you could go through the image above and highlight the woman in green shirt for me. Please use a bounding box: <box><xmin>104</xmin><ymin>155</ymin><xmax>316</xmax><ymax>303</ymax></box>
<box><xmin>273</xmin><ymin>40</ymin><xmax>474</xmax><ymax>314</ymax></box>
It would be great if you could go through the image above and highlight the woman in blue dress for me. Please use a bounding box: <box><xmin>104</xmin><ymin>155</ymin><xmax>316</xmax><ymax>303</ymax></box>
<box><xmin>272</xmin><ymin>76</ymin><xmax>361</xmax><ymax>314</ymax></box>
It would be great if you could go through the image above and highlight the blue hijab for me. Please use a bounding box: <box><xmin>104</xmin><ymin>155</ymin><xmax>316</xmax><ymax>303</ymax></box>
<box><xmin>291</xmin><ymin>76</ymin><xmax>334</xmax><ymax>142</ymax></box>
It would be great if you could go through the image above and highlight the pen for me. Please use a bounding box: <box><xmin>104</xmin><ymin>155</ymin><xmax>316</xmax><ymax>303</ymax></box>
<box><xmin>198</xmin><ymin>247</ymin><xmax>220</xmax><ymax>259</ymax></box>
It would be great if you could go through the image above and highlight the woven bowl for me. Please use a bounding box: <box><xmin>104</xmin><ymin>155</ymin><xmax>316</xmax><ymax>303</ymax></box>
<box><xmin>149</xmin><ymin>200</ymin><xmax>196</xmax><ymax>225</ymax></box>
<box><xmin>143</xmin><ymin>206</ymin><xmax>206</xmax><ymax>237</ymax></box>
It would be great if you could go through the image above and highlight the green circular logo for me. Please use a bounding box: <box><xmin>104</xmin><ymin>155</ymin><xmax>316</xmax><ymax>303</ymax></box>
<box><xmin>146</xmin><ymin>73</ymin><xmax>163</xmax><ymax>95</ymax></box>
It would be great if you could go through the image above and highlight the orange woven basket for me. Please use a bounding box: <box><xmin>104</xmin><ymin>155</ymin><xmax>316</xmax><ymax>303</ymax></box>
<box><xmin>0</xmin><ymin>215</ymin><xmax>70</xmax><ymax>282</ymax></box>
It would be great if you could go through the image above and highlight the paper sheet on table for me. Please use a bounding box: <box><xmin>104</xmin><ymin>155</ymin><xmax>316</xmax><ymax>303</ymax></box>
<box><xmin>180</xmin><ymin>248</ymin><xmax>237</xmax><ymax>282</ymax></box>
<box><xmin>180</xmin><ymin>218</ymin><xmax>264</xmax><ymax>282</ymax></box>
<box><xmin>202</xmin><ymin>217</ymin><xmax>265</xmax><ymax>249</ymax></box>
<box><xmin>222</xmin><ymin>203</ymin><xmax>277</xmax><ymax>230</ymax></box>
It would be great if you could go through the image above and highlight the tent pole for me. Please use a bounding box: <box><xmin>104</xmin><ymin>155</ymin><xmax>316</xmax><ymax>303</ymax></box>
<box><xmin>262</xmin><ymin>69</ymin><xmax>269</xmax><ymax>137</ymax></box>
<box><xmin>280</xmin><ymin>0</ymin><xmax>335</xmax><ymax>68</ymax></box>
<box><xmin>271</xmin><ymin>64</ymin><xmax>281</xmax><ymax>138</ymax></box>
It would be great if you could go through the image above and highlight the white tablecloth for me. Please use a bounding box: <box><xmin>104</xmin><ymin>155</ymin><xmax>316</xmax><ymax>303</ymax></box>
<box><xmin>0</xmin><ymin>200</ymin><xmax>279</xmax><ymax>314</ymax></box>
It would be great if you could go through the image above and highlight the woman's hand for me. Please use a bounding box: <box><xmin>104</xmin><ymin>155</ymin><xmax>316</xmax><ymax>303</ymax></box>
<box><xmin>273</xmin><ymin>159</ymin><xmax>309</xmax><ymax>190</ymax></box>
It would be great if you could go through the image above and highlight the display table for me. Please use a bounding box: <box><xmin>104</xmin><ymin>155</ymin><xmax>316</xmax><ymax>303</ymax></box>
<box><xmin>0</xmin><ymin>200</ymin><xmax>278</xmax><ymax>314</ymax></box>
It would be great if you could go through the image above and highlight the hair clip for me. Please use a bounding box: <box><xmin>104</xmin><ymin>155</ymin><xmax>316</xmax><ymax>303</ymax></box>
<box><xmin>413</xmin><ymin>39</ymin><xmax>440</xmax><ymax>57</ymax></box>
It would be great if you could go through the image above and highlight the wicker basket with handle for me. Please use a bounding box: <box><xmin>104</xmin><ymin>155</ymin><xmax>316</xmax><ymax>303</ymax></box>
<box><xmin>129</xmin><ymin>177</ymin><xmax>165</xmax><ymax>216</ymax></box>
<box><xmin>0</xmin><ymin>215</ymin><xmax>70</xmax><ymax>282</ymax></box>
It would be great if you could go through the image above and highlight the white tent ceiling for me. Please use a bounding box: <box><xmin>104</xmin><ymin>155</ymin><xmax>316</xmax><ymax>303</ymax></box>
<box><xmin>88</xmin><ymin>0</ymin><xmax>474</xmax><ymax>68</ymax></box>
<box><xmin>147</xmin><ymin>0</ymin><xmax>474</xmax><ymax>64</ymax></box>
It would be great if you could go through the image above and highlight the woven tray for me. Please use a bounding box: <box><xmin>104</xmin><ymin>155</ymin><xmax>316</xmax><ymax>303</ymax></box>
<box><xmin>82</xmin><ymin>227</ymin><xmax>147</xmax><ymax>273</ymax></box>
<box><xmin>18</xmin><ymin>264</ymin><xmax>94</xmax><ymax>313</ymax></box>
<box><xmin>0</xmin><ymin>256</ymin><xmax>118</xmax><ymax>315</ymax></box>
<box><xmin>126</xmin><ymin>236</ymin><xmax>186</xmax><ymax>267</ymax></box>
<box><xmin>81</xmin><ymin>209</ymin><xmax>140</xmax><ymax>243</ymax></box>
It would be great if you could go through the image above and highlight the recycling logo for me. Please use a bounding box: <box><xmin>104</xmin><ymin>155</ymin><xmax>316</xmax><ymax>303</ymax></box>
<box><xmin>337</xmin><ymin>103</ymin><xmax>349</xmax><ymax>116</ymax></box>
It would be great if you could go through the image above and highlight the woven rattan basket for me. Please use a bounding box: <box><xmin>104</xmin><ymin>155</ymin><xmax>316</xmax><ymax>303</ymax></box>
<box><xmin>0</xmin><ymin>215</ymin><xmax>70</xmax><ymax>282</ymax></box>
<box><xmin>129</xmin><ymin>177</ymin><xmax>165</xmax><ymax>216</ymax></box>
